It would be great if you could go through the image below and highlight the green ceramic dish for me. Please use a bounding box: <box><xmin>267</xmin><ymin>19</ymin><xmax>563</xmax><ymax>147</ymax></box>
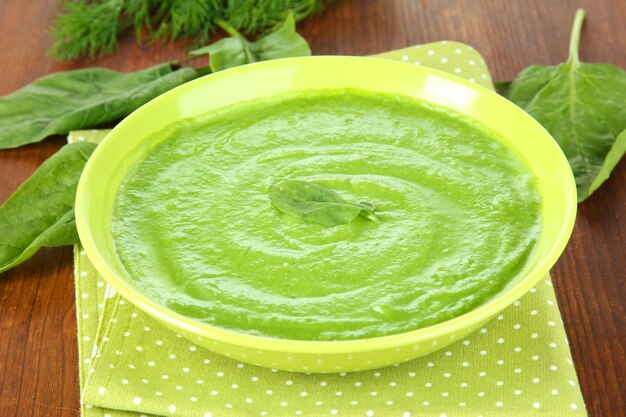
<box><xmin>75</xmin><ymin>56</ymin><xmax>576</xmax><ymax>373</ymax></box>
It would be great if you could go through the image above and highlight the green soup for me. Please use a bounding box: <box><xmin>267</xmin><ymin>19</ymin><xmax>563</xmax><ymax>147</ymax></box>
<box><xmin>112</xmin><ymin>89</ymin><xmax>541</xmax><ymax>341</ymax></box>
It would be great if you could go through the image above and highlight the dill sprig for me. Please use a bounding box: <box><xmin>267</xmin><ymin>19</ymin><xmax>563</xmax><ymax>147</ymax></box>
<box><xmin>49</xmin><ymin>0</ymin><xmax>329</xmax><ymax>61</ymax></box>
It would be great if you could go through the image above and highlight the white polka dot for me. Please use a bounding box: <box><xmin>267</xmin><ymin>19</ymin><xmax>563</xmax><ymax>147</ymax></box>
<box><xmin>427</xmin><ymin>50</ymin><xmax>435</xmax><ymax>56</ymax></box>
<box><xmin>266</xmin><ymin>390</ymin><xmax>273</xmax><ymax>395</ymax></box>
<box><xmin>204</xmin><ymin>413</ymin><xmax>212</xmax><ymax>417</ymax></box>
<box><xmin>571</xmin><ymin>403</ymin><xmax>578</xmax><ymax>409</ymax></box>
<box><xmin>552</xmin><ymin>389</ymin><xmax>559</xmax><ymax>395</ymax></box>
<box><xmin>478</xmin><ymin>392</ymin><xmax>485</xmax><ymax>397</ymax></box>
<box><xmin>133</xmin><ymin>397</ymin><xmax>141</xmax><ymax>405</ymax></box>
<box><xmin>496</xmin><ymin>401</ymin><xmax>503</xmax><ymax>407</ymax></box>
<box><xmin>168</xmin><ymin>405</ymin><xmax>176</xmax><ymax>413</ymax></box>
<box><xmin>455</xmin><ymin>48</ymin><xmax>462</xmax><ymax>54</ymax></box>
<box><xmin>498</xmin><ymin>338</ymin><xmax>505</xmax><ymax>344</ymax></box>
<box><xmin>197</xmin><ymin>379</ymin><xmax>204</xmax><ymax>384</ymax></box>
<box><xmin>366</xmin><ymin>411</ymin><xmax>374</xmax><ymax>417</ymax></box>
<box><xmin>121</xmin><ymin>379</ymin><xmax>128</xmax><ymax>384</ymax></box>
<box><xmin>231</xmin><ymin>384</ymin><xmax>238</xmax><ymax>389</ymax></box>
<box><xmin>514</xmin><ymin>368</ymin><xmax>522</xmax><ymax>374</ymax></box>
<box><xmin>402</xmin><ymin>54</ymin><xmax>409</xmax><ymax>61</ymax></box>
<box><xmin>161</xmin><ymin>375</ymin><xmax>168</xmax><ymax>380</ymax></box>
<box><xmin>515</xmin><ymin>390</ymin><xmax>522</xmax><ymax>395</ymax></box>
<box><xmin>414</xmin><ymin>61</ymin><xmax>421</xmax><ymax>66</ymax></box>
<box><xmin>98</xmin><ymin>387</ymin><xmax>106</xmax><ymax>395</ymax></box>
<box><xmin>406</xmin><ymin>392</ymin><xmax>413</xmax><ymax>397</ymax></box>
<box><xmin>480</xmin><ymin>328</ymin><xmax>487</xmax><ymax>334</ymax></box>
<box><xmin>533</xmin><ymin>377</ymin><xmax>540</xmax><ymax>383</ymax></box>
<box><xmin>217</xmin><ymin>371</ymin><xmax>224</xmax><ymax>377</ymax></box>
<box><xmin>422</xmin><ymin>401</ymin><xmax>430</xmax><ymax>406</ymax></box>
<box><xmin>496</xmin><ymin>381</ymin><xmax>504</xmax><ymax>386</ymax></box>
<box><xmin>533</xmin><ymin>402</ymin><xmax>541</xmax><ymax>409</ymax></box>
<box><xmin>550</xmin><ymin>365</ymin><xmax>558</xmax><ymax>371</ymax></box>
<box><xmin>441</xmin><ymin>57</ymin><xmax>448</xmax><ymax>64</ymax></box>
<box><xmin>190</xmin><ymin>346</ymin><xmax>197</xmax><ymax>351</ymax></box>
<box><xmin>148</xmin><ymin>361</ymin><xmax>155</xmax><ymax>366</ymax></box>
<box><xmin>135</xmin><ymin>346</ymin><xmax>142</xmax><ymax>352</ymax></box>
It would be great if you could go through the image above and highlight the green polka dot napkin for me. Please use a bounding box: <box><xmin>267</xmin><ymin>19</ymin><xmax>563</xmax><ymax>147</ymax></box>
<box><xmin>71</xmin><ymin>42</ymin><xmax>587</xmax><ymax>417</ymax></box>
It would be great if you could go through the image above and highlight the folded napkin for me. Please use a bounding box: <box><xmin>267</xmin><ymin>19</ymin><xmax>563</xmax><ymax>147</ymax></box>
<box><xmin>72</xmin><ymin>41</ymin><xmax>587</xmax><ymax>417</ymax></box>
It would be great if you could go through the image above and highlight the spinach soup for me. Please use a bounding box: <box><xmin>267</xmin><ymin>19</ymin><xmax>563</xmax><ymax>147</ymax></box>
<box><xmin>112</xmin><ymin>89</ymin><xmax>541</xmax><ymax>341</ymax></box>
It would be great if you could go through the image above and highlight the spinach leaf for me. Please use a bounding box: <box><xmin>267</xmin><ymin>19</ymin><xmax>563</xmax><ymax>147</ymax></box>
<box><xmin>0</xmin><ymin>63</ymin><xmax>197</xmax><ymax>149</ymax></box>
<box><xmin>0</xmin><ymin>142</ymin><xmax>96</xmax><ymax>274</ymax></box>
<box><xmin>493</xmin><ymin>81</ymin><xmax>512</xmax><ymax>96</ymax></box>
<box><xmin>269</xmin><ymin>180</ymin><xmax>378</xmax><ymax>227</ymax></box>
<box><xmin>505</xmin><ymin>9</ymin><xmax>626</xmax><ymax>202</ymax></box>
<box><xmin>189</xmin><ymin>12</ymin><xmax>311</xmax><ymax>72</ymax></box>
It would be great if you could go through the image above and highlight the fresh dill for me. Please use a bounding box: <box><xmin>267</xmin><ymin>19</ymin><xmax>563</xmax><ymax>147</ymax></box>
<box><xmin>49</xmin><ymin>0</ymin><xmax>329</xmax><ymax>61</ymax></box>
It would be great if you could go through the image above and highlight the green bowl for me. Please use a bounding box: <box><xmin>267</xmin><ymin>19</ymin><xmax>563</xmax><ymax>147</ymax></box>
<box><xmin>75</xmin><ymin>56</ymin><xmax>576</xmax><ymax>373</ymax></box>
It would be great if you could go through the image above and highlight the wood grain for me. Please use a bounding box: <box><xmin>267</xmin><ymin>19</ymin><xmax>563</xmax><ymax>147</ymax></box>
<box><xmin>1</xmin><ymin>0</ymin><xmax>624</xmax><ymax>415</ymax></box>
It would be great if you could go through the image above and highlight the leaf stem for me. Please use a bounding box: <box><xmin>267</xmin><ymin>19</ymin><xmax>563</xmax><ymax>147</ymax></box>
<box><xmin>568</xmin><ymin>8</ymin><xmax>585</xmax><ymax>64</ymax></box>
<box><xmin>216</xmin><ymin>19</ymin><xmax>243</xmax><ymax>38</ymax></box>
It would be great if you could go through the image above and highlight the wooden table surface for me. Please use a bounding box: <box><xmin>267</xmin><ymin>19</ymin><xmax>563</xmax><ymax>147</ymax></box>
<box><xmin>1</xmin><ymin>0</ymin><xmax>624</xmax><ymax>416</ymax></box>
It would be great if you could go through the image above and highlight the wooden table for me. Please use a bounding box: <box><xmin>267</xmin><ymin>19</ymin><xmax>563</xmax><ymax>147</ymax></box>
<box><xmin>1</xmin><ymin>0</ymin><xmax>624</xmax><ymax>415</ymax></box>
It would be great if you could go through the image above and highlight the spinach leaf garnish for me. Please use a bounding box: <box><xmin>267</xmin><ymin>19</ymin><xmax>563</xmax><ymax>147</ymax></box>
<box><xmin>503</xmin><ymin>9</ymin><xmax>626</xmax><ymax>202</ymax></box>
<box><xmin>189</xmin><ymin>12</ymin><xmax>311</xmax><ymax>73</ymax></box>
<box><xmin>0</xmin><ymin>63</ymin><xmax>197</xmax><ymax>149</ymax></box>
<box><xmin>0</xmin><ymin>142</ymin><xmax>96</xmax><ymax>274</ymax></box>
<box><xmin>269</xmin><ymin>180</ymin><xmax>378</xmax><ymax>227</ymax></box>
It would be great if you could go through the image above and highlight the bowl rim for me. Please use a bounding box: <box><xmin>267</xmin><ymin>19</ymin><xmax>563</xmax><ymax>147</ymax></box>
<box><xmin>76</xmin><ymin>55</ymin><xmax>577</xmax><ymax>354</ymax></box>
